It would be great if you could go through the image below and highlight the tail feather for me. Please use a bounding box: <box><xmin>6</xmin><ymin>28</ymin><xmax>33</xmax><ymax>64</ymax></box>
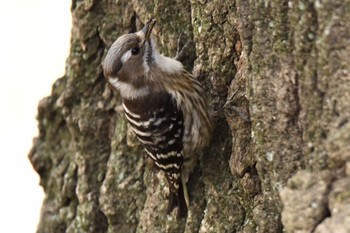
<box><xmin>166</xmin><ymin>179</ymin><xmax>188</xmax><ymax>218</ymax></box>
<box><xmin>166</xmin><ymin>192</ymin><xmax>177</xmax><ymax>214</ymax></box>
<box><xmin>177</xmin><ymin>179</ymin><xmax>188</xmax><ymax>218</ymax></box>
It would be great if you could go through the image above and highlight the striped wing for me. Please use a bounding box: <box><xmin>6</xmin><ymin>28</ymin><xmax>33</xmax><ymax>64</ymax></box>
<box><xmin>122</xmin><ymin>92</ymin><xmax>184</xmax><ymax>193</ymax></box>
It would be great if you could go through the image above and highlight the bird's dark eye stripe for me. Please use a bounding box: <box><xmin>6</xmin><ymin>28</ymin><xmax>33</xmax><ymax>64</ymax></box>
<box><xmin>131</xmin><ymin>46</ymin><xmax>140</xmax><ymax>55</ymax></box>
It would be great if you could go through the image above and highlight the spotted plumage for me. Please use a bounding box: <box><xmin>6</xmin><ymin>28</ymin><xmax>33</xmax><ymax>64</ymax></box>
<box><xmin>123</xmin><ymin>92</ymin><xmax>184</xmax><ymax>191</ymax></box>
<box><xmin>103</xmin><ymin>19</ymin><xmax>212</xmax><ymax>218</ymax></box>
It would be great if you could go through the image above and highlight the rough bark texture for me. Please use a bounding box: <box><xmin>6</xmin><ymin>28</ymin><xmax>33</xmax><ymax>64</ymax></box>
<box><xmin>29</xmin><ymin>0</ymin><xmax>350</xmax><ymax>232</ymax></box>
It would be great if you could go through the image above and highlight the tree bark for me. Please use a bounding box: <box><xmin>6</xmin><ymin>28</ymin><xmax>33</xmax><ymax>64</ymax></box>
<box><xmin>29</xmin><ymin>0</ymin><xmax>350</xmax><ymax>232</ymax></box>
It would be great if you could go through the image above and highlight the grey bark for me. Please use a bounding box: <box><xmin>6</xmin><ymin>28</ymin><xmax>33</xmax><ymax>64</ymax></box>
<box><xmin>29</xmin><ymin>0</ymin><xmax>350</xmax><ymax>232</ymax></box>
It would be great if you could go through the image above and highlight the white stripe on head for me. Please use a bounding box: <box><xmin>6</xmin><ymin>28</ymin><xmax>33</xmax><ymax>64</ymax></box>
<box><xmin>108</xmin><ymin>78</ymin><xmax>150</xmax><ymax>99</ymax></box>
<box><xmin>121</xmin><ymin>50</ymin><xmax>132</xmax><ymax>63</ymax></box>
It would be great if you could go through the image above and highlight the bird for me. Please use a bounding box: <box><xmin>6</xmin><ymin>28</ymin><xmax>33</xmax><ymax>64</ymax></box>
<box><xmin>102</xmin><ymin>19</ymin><xmax>212</xmax><ymax>218</ymax></box>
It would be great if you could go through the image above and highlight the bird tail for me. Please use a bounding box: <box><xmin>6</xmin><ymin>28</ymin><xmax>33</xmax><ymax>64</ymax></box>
<box><xmin>166</xmin><ymin>178</ymin><xmax>188</xmax><ymax>218</ymax></box>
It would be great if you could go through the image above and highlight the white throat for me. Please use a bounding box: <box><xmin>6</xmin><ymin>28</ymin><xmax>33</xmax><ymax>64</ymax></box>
<box><xmin>144</xmin><ymin>38</ymin><xmax>184</xmax><ymax>74</ymax></box>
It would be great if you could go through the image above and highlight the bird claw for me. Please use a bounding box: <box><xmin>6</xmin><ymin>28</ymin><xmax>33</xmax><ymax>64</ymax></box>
<box><xmin>215</xmin><ymin>88</ymin><xmax>250</xmax><ymax>122</ymax></box>
<box><xmin>224</xmin><ymin>105</ymin><xmax>250</xmax><ymax>122</ymax></box>
<box><xmin>175</xmin><ymin>33</ymin><xmax>190</xmax><ymax>61</ymax></box>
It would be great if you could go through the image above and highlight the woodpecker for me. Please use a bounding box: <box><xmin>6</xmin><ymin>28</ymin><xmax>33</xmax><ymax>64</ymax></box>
<box><xmin>102</xmin><ymin>19</ymin><xmax>212</xmax><ymax>218</ymax></box>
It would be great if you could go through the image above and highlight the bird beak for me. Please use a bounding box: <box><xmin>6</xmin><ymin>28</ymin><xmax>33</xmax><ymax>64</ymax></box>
<box><xmin>140</xmin><ymin>19</ymin><xmax>156</xmax><ymax>41</ymax></box>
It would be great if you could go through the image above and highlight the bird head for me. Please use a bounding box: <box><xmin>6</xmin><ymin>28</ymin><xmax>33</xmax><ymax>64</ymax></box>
<box><xmin>103</xmin><ymin>19</ymin><xmax>157</xmax><ymax>89</ymax></box>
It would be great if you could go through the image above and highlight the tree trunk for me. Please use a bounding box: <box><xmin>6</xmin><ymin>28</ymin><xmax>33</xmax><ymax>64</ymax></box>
<box><xmin>29</xmin><ymin>0</ymin><xmax>350</xmax><ymax>232</ymax></box>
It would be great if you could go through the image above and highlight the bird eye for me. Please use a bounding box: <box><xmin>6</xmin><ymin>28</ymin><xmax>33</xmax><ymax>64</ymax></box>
<box><xmin>131</xmin><ymin>47</ymin><xmax>140</xmax><ymax>55</ymax></box>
